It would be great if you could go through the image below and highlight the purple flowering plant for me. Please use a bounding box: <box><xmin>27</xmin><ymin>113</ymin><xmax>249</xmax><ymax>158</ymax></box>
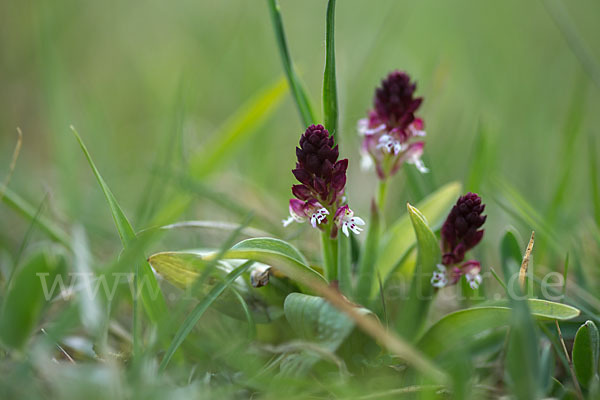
<box><xmin>143</xmin><ymin>4</ymin><xmax>581</xmax><ymax>387</ymax></box>
<box><xmin>30</xmin><ymin>1</ymin><xmax>582</xmax><ymax>397</ymax></box>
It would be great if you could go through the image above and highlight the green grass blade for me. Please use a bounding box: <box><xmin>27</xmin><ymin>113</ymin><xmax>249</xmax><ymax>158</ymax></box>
<box><xmin>70</xmin><ymin>126</ymin><xmax>166</xmax><ymax>327</ymax></box>
<box><xmin>493</xmin><ymin>176</ymin><xmax>561</xmax><ymax>254</ymax></box>
<box><xmin>2</xmin><ymin>187</ymin><xmax>71</xmax><ymax>249</ymax></box>
<box><xmin>158</xmin><ymin>260</ymin><xmax>254</xmax><ymax>372</ymax></box>
<box><xmin>188</xmin><ymin>78</ymin><xmax>288</xmax><ymax>179</ymax></box>
<box><xmin>590</xmin><ymin>133</ymin><xmax>600</xmax><ymax>227</ymax></box>
<box><xmin>231</xmin><ymin>289</ymin><xmax>257</xmax><ymax>340</ymax></box>
<box><xmin>70</xmin><ymin>126</ymin><xmax>135</xmax><ymax>244</ymax></box>
<box><xmin>146</xmin><ymin>77</ymin><xmax>289</xmax><ymax>228</ymax></box>
<box><xmin>265</xmin><ymin>0</ymin><xmax>316</xmax><ymax>127</ymax></box>
<box><xmin>545</xmin><ymin>78</ymin><xmax>587</xmax><ymax>228</ymax></box>
<box><xmin>544</xmin><ymin>0</ymin><xmax>600</xmax><ymax>90</ymax></box>
<box><xmin>322</xmin><ymin>0</ymin><xmax>338</xmax><ymax>140</ymax></box>
<box><xmin>71</xmin><ymin>225</ymin><xmax>103</xmax><ymax>335</ymax></box>
<box><xmin>356</xmin><ymin>201</ymin><xmax>381</xmax><ymax>305</ymax></box>
<box><xmin>466</xmin><ymin>122</ymin><xmax>494</xmax><ymax>193</ymax></box>
<box><xmin>395</xmin><ymin>203</ymin><xmax>441</xmax><ymax>340</ymax></box>
<box><xmin>500</xmin><ymin>230</ymin><xmax>541</xmax><ymax>400</ymax></box>
<box><xmin>0</xmin><ymin>248</ymin><xmax>65</xmax><ymax>349</ymax></box>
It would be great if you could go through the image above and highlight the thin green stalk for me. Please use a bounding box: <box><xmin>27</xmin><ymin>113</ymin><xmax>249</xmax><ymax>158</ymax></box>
<box><xmin>356</xmin><ymin>200</ymin><xmax>380</xmax><ymax>305</ymax></box>
<box><xmin>590</xmin><ymin>134</ymin><xmax>600</xmax><ymax>227</ymax></box>
<box><xmin>322</xmin><ymin>0</ymin><xmax>338</xmax><ymax>140</ymax></box>
<box><xmin>562</xmin><ymin>253</ymin><xmax>569</xmax><ymax>300</ymax></box>
<box><xmin>337</xmin><ymin>232</ymin><xmax>351</xmax><ymax>296</ymax></box>
<box><xmin>321</xmin><ymin>229</ymin><xmax>337</xmax><ymax>282</ymax></box>
<box><xmin>132</xmin><ymin>263</ymin><xmax>140</xmax><ymax>359</ymax></box>
<box><xmin>376</xmin><ymin>179</ymin><xmax>388</xmax><ymax>214</ymax></box>
<box><xmin>266</xmin><ymin>0</ymin><xmax>316</xmax><ymax>127</ymax></box>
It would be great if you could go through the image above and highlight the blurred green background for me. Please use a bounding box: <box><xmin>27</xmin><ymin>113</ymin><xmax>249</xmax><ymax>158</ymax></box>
<box><xmin>1</xmin><ymin>0</ymin><xmax>599</xmax><ymax>262</ymax></box>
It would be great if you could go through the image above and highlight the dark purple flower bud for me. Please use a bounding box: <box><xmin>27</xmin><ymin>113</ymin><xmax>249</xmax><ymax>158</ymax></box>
<box><xmin>291</xmin><ymin>184</ymin><xmax>312</xmax><ymax>201</ymax></box>
<box><xmin>441</xmin><ymin>193</ymin><xmax>486</xmax><ymax>265</ymax></box>
<box><xmin>374</xmin><ymin>70</ymin><xmax>423</xmax><ymax>130</ymax></box>
<box><xmin>292</xmin><ymin>124</ymin><xmax>347</xmax><ymax>205</ymax></box>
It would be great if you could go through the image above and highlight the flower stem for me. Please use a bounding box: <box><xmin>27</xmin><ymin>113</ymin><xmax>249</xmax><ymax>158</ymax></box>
<box><xmin>356</xmin><ymin>200</ymin><xmax>380</xmax><ymax>305</ymax></box>
<box><xmin>321</xmin><ymin>228</ymin><xmax>337</xmax><ymax>282</ymax></box>
<box><xmin>376</xmin><ymin>179</ymin><xmax>388</xmax><ymax>214</ymax></box>
<box><xmin>337</xmin><ymin>233</ymin><xmax>351</xmax><ymax>296</ymax></box>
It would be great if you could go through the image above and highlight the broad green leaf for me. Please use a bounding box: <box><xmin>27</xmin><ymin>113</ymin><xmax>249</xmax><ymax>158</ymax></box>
<box><xmin>417</xmin><ymin>300</ymin><xmax>581</xmax><ymax>359</ymax></box>
<box><xmin>281</xmin><ymin>293</ymin><xmax>369</xmax><ymax>375</ymax></box>
<box><xmin>225</xmin><ymin>237</ymin><xmax>325</xmax><ymax>287</ymax></box>
<box><xmin>572</xmin><ymin>320</ymin><xmax>600</xmax><ymax>388</ymax></box>
<box><xmin>71</xmin><ymin>126</ymin><xmax>166</xmax><ymax>327</ymax></box>
<box><xmin>266</xmin><ymin>0</ymin><xmax>316</xmax><ymax>127</ymax></box>
<box><xmin>395</xmin><ymin>203</ymin><xmax>441</xmax><ymax>340</ymax></box>
<box><xmin>322</xmin><ymin>0</ymin><xmax>338</xmax><ymax>140</ymax></box>
<box><xmin>284</xmin><ymin>293</ymin><xmax>356</xmax><ymax>351</ymax></box>
<box><xmin>147</xmin><ymin>252</ymin><xmax>279</xmax><ymax>323</ymax></box>
<box><xmin>373</xmin><ymin>182</ymin><xmax>461</xmax><ymax>299</ymax></box>
<box><xmin>159</xmin><ymin>261</ymin><xmax>254</xmax><ymax>371</ymax></box>
<box><xmin>188</xmin><ymin>77</ymin><xmax>288</xmax><ymax>179</ymax></box>
<box><xmin>0</xmin><ymin>248</ymin><xmax>65</xmax><ymax>349</ymax></box>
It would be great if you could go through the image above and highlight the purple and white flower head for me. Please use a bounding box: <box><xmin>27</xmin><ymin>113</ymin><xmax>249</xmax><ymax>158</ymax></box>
<box><xmin>441</xmin><ymin>192</ymin><xmax>486</xmax><ymax>266</ymax></box>
<box><xmin>358</xmin><ymin>71</ymin><xmax>428</xmax><ymax>179</ymax></box>
<box><xmin>431</xmin><ymin>193</ymin><xmax>486</xmax><ymax>290</ymax></box>
<box><xmin>284</xmin><ymin>125</ymin><xmax>365</xmax><ymax>237</ymax></box>
<box><xmin>292</xmin><ymin>124</ymin><xmax>347</xmax><ymax>206</ymax></box>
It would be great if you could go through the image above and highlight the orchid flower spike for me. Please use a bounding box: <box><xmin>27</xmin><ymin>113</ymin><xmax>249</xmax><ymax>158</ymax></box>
<box><xmin>358</xmin><ymin>70</ymin><xmax>428</xmax><ymax>179</ymax></box>
<box><xmin>432</xmin><ymin>193</ymin><xmax>486</xmax><ymax>290</ymax></box>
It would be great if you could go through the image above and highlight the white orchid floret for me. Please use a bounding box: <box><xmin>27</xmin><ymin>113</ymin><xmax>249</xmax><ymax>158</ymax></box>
<box><xmin>334</xmin><ymin>205</ymin><xmax>365</xmax><ymax>237</ymax></box>
<box><xmin>408</xmin><ymin>118</ymin><xmax>426</xmax><ymax>137</ymax></box>
<box><xmin>357</xmin><ymin>118</ymin><xmax>386</xmax><ymax>136</ymax></box>
<box><xmin>403</xmin><ymin>141</ymin><xmax>429</xmax><ymax>173</ymax></box>
<box><xmin>462</xmin><ymin>260</ymin><xmax>483</xmax><ymax>290</ymax></box>
<box><xmin>283</xmin><ymin>199</ymin><xmax>328</xmax><ymax>228</ymax></box>
<box><xmin>465</xmin><ymin>270</ymin><xmax>483</xmax><ymax>290</ymax></box>
<box><xmin>376</xmin><ymin>134</ymin><xmax>404</xmax><ymax>155</ymax></box>
<box><xmin>409</xmin><ymin>155</ymin><xmax>429</xmax><ymax>173</ymax></box>
<box><xmin>431</xmin><ymin>264</ymin><xmax>448</xmax><ymax>288</ymax></box>
<box><xmin>360</xmin><ymin>150</ymin><xmax>374</xmax><ymax>171</ymax></box>
<box><xmin>309</xmin><ymin>207</ymin><xmax>329</xmax><ymax>228</ymax></box>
